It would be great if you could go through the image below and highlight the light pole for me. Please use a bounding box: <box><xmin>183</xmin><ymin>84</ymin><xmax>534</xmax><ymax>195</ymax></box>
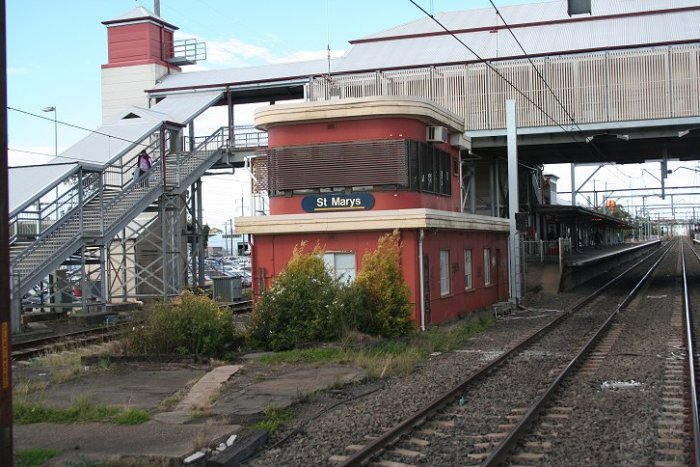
<box><xmin>42</xmin><ymin>106</ymin><xmax>57</xmax><ymax>156</ymax></box>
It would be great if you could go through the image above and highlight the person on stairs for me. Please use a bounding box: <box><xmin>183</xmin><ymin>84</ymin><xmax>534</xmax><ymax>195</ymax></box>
<box><xmin>135</xmin><ymin>150</ymin><xmax>153</xmax><ymax>187</ymax></box>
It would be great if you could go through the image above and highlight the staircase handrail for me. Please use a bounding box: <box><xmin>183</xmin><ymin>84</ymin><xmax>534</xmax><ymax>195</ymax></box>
<box><xmin>11</xmin><ymin>125</ymin><xmax>230</xmax><ymax>296</ymax></box>
<box><xmin>9</xmin><ymin>168</ymin><xmax>100</xmax><ymax>245</ymax></box>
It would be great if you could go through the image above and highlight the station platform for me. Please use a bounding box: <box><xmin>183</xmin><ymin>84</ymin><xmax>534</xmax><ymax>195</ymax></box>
<box><xmin>524</xmin><ymin>240</ymin><xmax>662</xmax><ymax>293</ymax></box>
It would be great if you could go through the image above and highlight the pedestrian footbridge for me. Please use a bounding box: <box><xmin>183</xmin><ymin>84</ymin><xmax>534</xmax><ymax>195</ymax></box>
<box><xmin>9</xmin><ymin>91</ymin><xmax>266</xmax><ymax>332</ymax></box>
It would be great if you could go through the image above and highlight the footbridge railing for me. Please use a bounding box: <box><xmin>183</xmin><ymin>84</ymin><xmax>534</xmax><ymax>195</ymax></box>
<box><xmin>10</xmin><ymin>125</ymin><xmax>231</xmax><ymax>300</ymax></box>
<box><xmin>306</xmin><ymin>44</ymin><xmax>700</xmax><ymax>131</ymax></box>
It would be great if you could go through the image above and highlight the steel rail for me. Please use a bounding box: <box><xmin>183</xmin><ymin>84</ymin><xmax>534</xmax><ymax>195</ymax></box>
<box><xmin>339</xmin><ymin>241</ymin><xmax>669</xmax><ymax>467</ymax></box>
<box><xmin>11</xmin><ymin>323</ymin><xmax>131</xmax><ymax>360</ymax></box>
<box><xmin>681</xmin><ymin>240</ymin><xmax>700</xmax><ymax>467</ymax></box>
<box><xmin>483</xmin><ymin>238</ymin><xmax>673</xmax><ymax>466</ymax></box>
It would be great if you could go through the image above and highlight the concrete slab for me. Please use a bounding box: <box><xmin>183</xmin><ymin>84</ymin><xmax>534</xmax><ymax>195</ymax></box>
<box><xmin>212</xmin><ymin>363</ymin><xmax>365</xmax><ymax>417</ymax></box>
<box><xmin>176</xmin><ymin>365</ymin><xmax>242</xmax><ymax>411</ymax></box>
<box><xmin>23</xmin><ymin>365</ymin><xmax>206</xmax><ymax>409</ymax></box>
<box><xmin>13</xmin><ymin>358</ymin><xmax>364</xmax><ymax>464</ymax></box>
<box><xmin>14</xmin><ymin>421</ymin><xmax>241</xmax><ymax>465</ymax></box>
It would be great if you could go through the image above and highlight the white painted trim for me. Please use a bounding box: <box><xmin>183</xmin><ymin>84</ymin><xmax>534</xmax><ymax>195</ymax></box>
<box><xmin>254</xmin><ymin>96</ymin><xmax>465</xmax><ymax>133</ymax></box>
<box><xmin>235</xmin><ymin>208</ymin><xmax>509</xmax><ymax>235</ymax></box>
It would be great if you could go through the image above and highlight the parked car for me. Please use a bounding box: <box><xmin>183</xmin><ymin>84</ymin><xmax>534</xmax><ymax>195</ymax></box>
<box><xmin>22</xmin><ymin>290</ymin><xmax>50</xmax><ymax>311</ymax></box>
<box><xmin>240</xmin><ymin>271</ymin><xmax>252</xmax><ymax>287</ymax></box>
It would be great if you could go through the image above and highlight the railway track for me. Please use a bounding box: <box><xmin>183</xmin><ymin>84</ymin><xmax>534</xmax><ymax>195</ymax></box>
<box><xmin>12</xmin><ymin>300</ymin><xmax>252</xmax><ymax>361</ymax></box>
<box><xmin>327</xmin><ymin>239</ymin><xmax>700</xmax><ymax>466</ymax></box>
<box><xmin>681</xmin><ymin>239</ymin><xmax>700</xmax><ymax>467</ymax></box>
<box><xmin>11</xmin><ymin>323</ymin><xmax>133</xmax><ymax>361</ymax></box>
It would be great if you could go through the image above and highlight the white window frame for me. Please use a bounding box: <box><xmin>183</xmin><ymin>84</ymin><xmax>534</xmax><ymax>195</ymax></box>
<box><xmin>440</xmin><ymin>249</ymin><xmax>450</xmax><ymax>296</ymax></box>
<box><xmin>483</xmin><ymin>248</ymin><xmax>492</xmax><ymax>286</ymax></box>
<box><xmin>464</xmin><ymin>249</ymin><xmax>473</xmax><ymax>290</ymax></box>
<box><xmin>323</xmin><ymin>251</ymin><xmax>356</xmax><ymax>283</ymax></box>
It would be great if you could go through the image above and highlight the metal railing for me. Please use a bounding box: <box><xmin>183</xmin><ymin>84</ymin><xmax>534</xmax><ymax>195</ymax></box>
<box><xmin>10</xmin><ymin>168</ymin><xmax>100</xmax><ymax>244</ymax></box>
<box><xmin>102</xmin><ymin>133</ymin><xmax>161</xmax><ymax>191</ymax></box>
<box><xmin>10</xmin><ymin>124</ymin><xmax>229</xmax><ymax>298</ymax></box>
<box><xmin>306</xmin><ymin>44</ymin><xmax>700</xmax><ymax>131</ymax></box>
<box><xmin>183</xmin><ymin>125</ymin><xmax>268</xmax><ymax>152</ymax></box>
<box><xmin>164</xmin><ymin>38</ymin><xmax>207</xmax><ymax>65</ymax></box>
<box><xmin>522</xmin><ymin>238</ymin><xmax>572</xmax><ymax>263</ymax></box>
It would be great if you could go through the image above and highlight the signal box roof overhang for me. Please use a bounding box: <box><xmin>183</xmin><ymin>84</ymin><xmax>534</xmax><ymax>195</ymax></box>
<box><xmin>254</xmin><ymin>96</ymin><xmax>464</xmax><ymax>133</ymax></box>
<box><xmin>537</xmin><ymin>205</ymin><xmax>635</xmax><ymax>229</ymax></box>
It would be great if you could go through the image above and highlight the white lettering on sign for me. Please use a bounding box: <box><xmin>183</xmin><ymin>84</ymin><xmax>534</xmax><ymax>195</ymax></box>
<box><xmin>331</xmin><ymin>197</ymin><xmax>362</xmax><ymax>208</ymax></box>
<box><xmin>316</xmin><ymin>198</ymin><xmax>328</xmax><ymax>207</ymax></box>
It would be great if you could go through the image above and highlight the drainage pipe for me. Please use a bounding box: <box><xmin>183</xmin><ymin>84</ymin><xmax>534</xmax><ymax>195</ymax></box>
<box><xmin>418</xmin><ymin>229</ymin><xmax>425</xmax><ymax>331</ymax></box>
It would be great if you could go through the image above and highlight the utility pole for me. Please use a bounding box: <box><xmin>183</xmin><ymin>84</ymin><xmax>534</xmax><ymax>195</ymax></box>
<box><xmin>228</xmin><ymin>219</ymin><xmax>234</xmax><ymax>256</ymax></box>
<box><xmin>0</xmin><ymin>0</ymin><xmax>14</xmax><ymax>462</ymax></box>
<box><xmin>506</xmin><ymin>100</ymin><xmax>522</xmax><ymax>302</ymax></box>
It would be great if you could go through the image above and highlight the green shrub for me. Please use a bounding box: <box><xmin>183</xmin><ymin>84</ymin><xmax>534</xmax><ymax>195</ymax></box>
<box><xmin>129</xmin><ymin>291</ymin><xmax>239</xmax><ymax>358</ymax></box>
<box><xmin>16</xmin><ymin>448</ymin><xmax>62</xmax><ymax>466</ymax></box>
<box><xmin>248</xmin><ymin>243</ymin><xmax>340</xmax><ymax>350</ymax></box>
<box><xmin>248</xmin><ymin>233</ymin><xmax>414</xmax><ymax>351</ymax></box>
<box><xmin>351</xmin><ymin>231</ymin><xmax>415</xmax><ymax>337</ymax></box>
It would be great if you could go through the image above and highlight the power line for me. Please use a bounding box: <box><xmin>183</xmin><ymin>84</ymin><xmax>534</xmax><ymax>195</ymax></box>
<box><xmin>488</xmin><ymin>0</ymin><xmax>578</xmax><ymax>128</ymax></box>
<box><xmin>7</xmin><ymin>147</ymin><xmax>104</xmax><ymax>165</ymax></box>
<box><xmin>407</xmin><ymin>0</ymin><xmax>573</xmax><ymax>136</ymax></box>
<box><xmin>7</xmin><ymin>147</ymin><xmax>54</xmax><ymax>158</ymax></box>
<box><xmin>485</xmin><ymin>0</ymin><xmax>614</xmax><ymax>165</ymax></box>
<box><xmin>7</xmin><ymin>106</ymin><xmax>149</xmax><ymax>148</ymax></box>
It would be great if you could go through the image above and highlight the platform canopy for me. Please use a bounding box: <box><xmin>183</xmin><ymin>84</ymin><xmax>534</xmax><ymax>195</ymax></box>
<box><xmin>537</xmin><ymin>204</ymin><xmax>635</xmax><ymax>229</ymax></box>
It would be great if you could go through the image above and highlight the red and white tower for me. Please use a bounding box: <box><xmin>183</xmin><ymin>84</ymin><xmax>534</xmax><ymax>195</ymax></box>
<box><xmin>100</xmin><ymin>7</ymin><xmax>181</xmax><ymax>124</ymax></box>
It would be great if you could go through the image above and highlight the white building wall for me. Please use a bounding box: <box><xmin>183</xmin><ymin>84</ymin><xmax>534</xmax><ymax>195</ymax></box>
<box><xmin>101</xmin><ymin>63</ymin><xmax>176</xmax><ymax>124</ymax></box>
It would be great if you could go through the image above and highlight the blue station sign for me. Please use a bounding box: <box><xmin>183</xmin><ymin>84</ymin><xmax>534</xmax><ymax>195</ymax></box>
<box><xmin>301</xmin><ymin>193</ymin><xmax>375</xmax><ymax>213</ymax></box>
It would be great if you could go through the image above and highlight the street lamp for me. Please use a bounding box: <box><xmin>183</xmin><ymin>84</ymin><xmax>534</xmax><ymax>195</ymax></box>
<box><xmin>42</xmin><ymin>106</ymin><xmax>57</xmax><ymax>156</ymax></box>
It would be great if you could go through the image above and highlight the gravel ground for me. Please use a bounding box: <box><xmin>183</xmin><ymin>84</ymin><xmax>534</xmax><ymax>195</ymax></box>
<box><xmin>242</xmin><ymin>292</ymin><xmax>584</xmax><ymax>467</ymax></box>
<box><xmin>511</xmin><ymin>239</ymin><xmax>692</xmax><ymax>466</ymax></box>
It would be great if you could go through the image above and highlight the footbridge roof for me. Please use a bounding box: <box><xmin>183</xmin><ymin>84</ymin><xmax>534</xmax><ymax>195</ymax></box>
<box><xmin>148</xmin><ymin>0</ymin><xmax>700</xmax><ymax>95</ymax></box>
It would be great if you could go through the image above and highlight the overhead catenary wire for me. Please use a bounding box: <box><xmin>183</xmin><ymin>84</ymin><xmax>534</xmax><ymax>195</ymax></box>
<box><xmin>484</xmin><ymin>0</ymin><xmax>614</xmax><ymax>164</ymax></box>
<box><xmin>406</xmin><ymin>0</ymin><xmax>575</xmax><ymax>137</ymax></box>
<box><xmin>408</xmin><ymin>0</ymin><xmax>654</xmax><ymax>207</ymax></box>
<box><xmin>7</xmin><ymin>147</ymin><xmax>112</xmax><ymax>165</ymax></box>
<box><xmin>7</xmin><ymin>106</ymin><xmax>150</xmax><ymax>148</ymax></box>
<box><xmin>485</xmin><ymin>1</ymin><xmax>689</xmax><ymax>211</ymax></box>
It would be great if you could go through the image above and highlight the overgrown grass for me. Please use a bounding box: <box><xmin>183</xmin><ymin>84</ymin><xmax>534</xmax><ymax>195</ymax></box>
<box><xmin>255</xmin><ymin>347</ymin><xmax>347</xmax><ymax>365</ymax></box>
<box><xmin>250</xmin><ymin>405</ymin><xmax>294</xmax><ymax>432</ymax></box>
<box><xmin>15</xmin><ymin>448</ymin><xmax>62</xmax><ymax>466</ymax></box>
<box><xmin>255</xmin><ymin>316</ymin><xmax>495</xmax><ymax>379</ymax></box>
<box><xmin>14</xmin><ymin>398</ymin><xmax>151</xmax><ymax>425</ymax></box>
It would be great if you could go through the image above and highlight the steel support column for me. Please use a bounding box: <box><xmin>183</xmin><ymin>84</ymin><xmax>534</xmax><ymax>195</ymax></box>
<box><xmin>507</xmin><ymin>100</ymin><xmax>522</xmax><ymax>301</ymax></box>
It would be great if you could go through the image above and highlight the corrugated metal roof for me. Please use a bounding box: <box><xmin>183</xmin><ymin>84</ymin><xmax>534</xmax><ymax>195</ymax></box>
<box><xmin>62</xmin><ymin>90</ymin><xmax>222</xmax><ymax>167</ymax></box>
<box><xmin>10</xmin><ymin>91</ymin><xmax>222</xmax><ymax>216</ymax></box>
<box><xmin>102</xmin><ymin>6</ymin><xmax>178</xmax><ymax>30</ymax></box>
<box><xmin>340</xmin><ymin>9</ymin><xmax>700</xmax><ymax>69</ymax></box>
<box><xmin>107</xmin><ymin>6</ymin><xmax>156</xmax><ymax>23</ymax></box>
<box><xmin>358</xmin><ymin>0</ymin><xmax>699</xmax><ymax>41</ymax></box>
<box><xmin>150</xmin><ymin>0</ymin><xmax>700</xmax><ymax>93</ymax></box>
<box><xmin>149</xmin><ymin>59</ymin><xmax>328</xmax><ymax>93</ymax></box>
<box><xmin>9</xmin><ymin>163</ymin><xmax>79</xmax><ymax>216</ymax></box>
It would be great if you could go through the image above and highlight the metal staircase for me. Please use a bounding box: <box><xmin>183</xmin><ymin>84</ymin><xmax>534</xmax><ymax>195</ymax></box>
<box><xmin>10</xmin><ymin>126</ymin><xmax>230</xmax><ymax>303</ymax></box>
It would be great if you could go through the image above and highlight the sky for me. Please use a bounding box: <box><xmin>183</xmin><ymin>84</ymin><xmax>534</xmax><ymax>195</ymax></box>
<box><xmin>7</xmin><ymin>0</ymin><xmax>700</xmax><ymax>229</ymax></box>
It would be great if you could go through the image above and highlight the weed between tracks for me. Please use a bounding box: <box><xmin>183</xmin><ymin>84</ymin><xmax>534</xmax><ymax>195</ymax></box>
<box><xmin>14</xmin><ymin>397</ymin><xmax>150</xmax><ymax>425</ymax></box>
<box><xmin>255</xmin><ymin>316</ymin><xmax>495</xmax><ymax>379</ymax></box>
<box><xmin>15</xmin><ymin>448</ymin><xmax>62</xmax><ymax>466</ymax></box>
<box><xmin>250</xmin><ymin>405</ymin><xmax>295</xmax><ymax>432</ymax></box>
